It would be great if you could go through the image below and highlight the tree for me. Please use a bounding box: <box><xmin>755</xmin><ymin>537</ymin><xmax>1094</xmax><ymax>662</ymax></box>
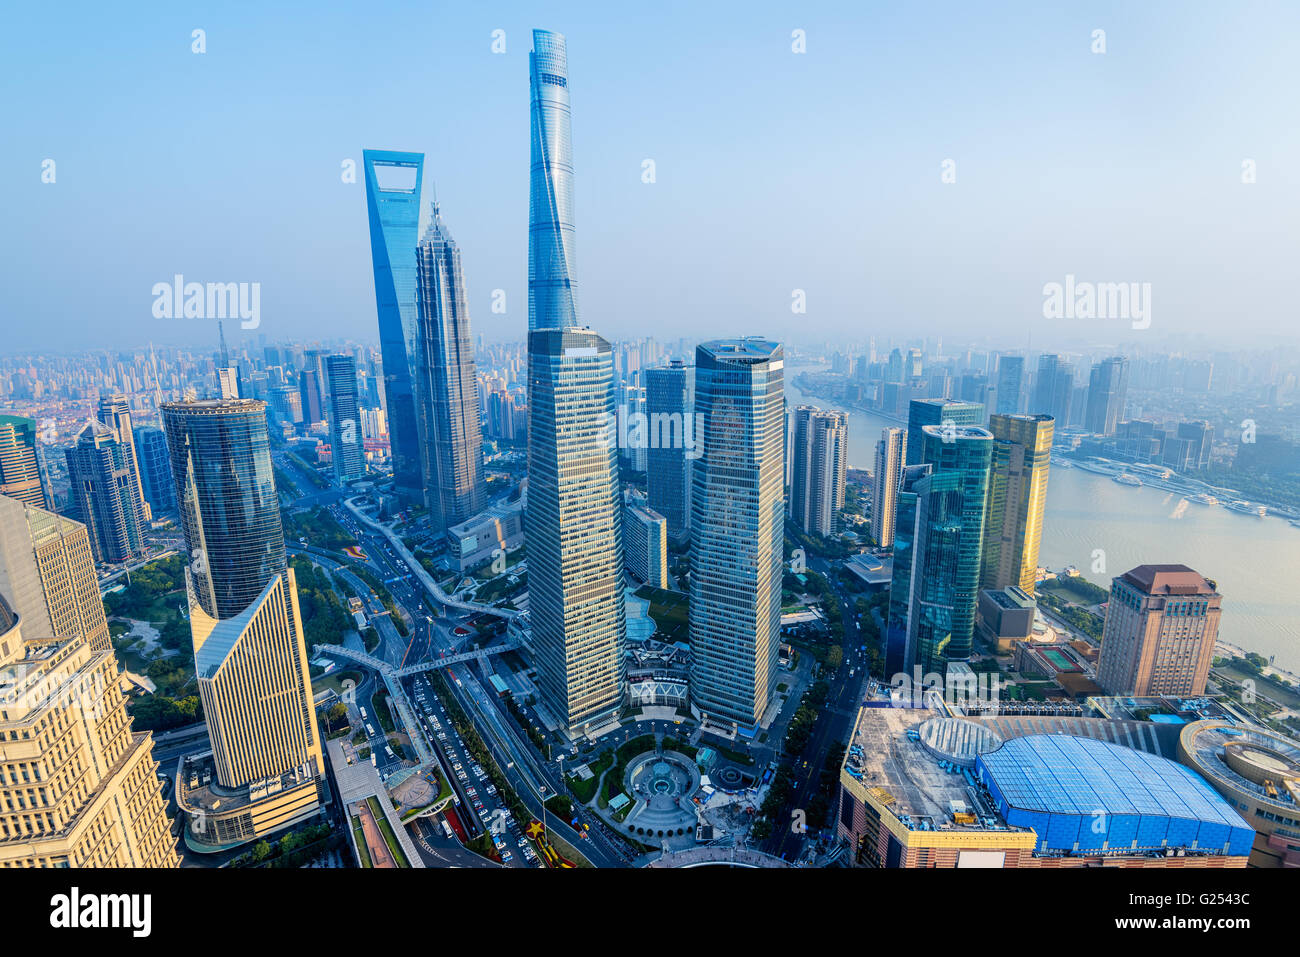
<box><xmin>251</xmin><ymin>840</ymin><xmax>273</xmax><ymax>862</ymax></box>
<box><xmin>827</xmin><ymin>645</ymin><xmax>844</xmax><ymax>669</ymax></box>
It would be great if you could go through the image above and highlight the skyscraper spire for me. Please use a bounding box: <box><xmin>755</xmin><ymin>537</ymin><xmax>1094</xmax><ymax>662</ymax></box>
<box><xmin>217</xmin><ymin>317</ymin><xmax>230</xmax><ymax>369</ymax></box>
<box><xmin>529</xmin><ymin>29</ymin><xmax>579</xmax><ymax>331</ymax></box>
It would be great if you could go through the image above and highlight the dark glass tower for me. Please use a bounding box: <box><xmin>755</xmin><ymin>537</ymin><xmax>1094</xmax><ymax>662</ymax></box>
<box><xmin>326</xmin><ymin>354</ymin><xmax>365</xmax><ymax>484</ymax></box>
<box><xmin>134</xmin><ymin>426</ymin><xmax>177</xmax><ymax>514</ymax></box>
<box><xmin>363</xmin><ymin>149</ymin><xmax>426</xmax><ymax>501</ymax></box>
<box><xmin>415</xmin><ymin>201</ymin><xmax>484</xmax><ymax>530</ymax></box>
<box><xmin>1085</xmin><ymin>356</ymin><xmax>1130</xmax><ymax>436</ymax></box>
<box><xmin>902</xmin><ymin>425</ymin><xmax>993</xmax><ymax>673</ymax></box>
<box><xmin>529</xmin><ymin>29</ymin><xmax>579</xmax><ymax>331</ymax></box>
<box><xmin>64</xmin><ymin>419</ymin><xmax>147</xmax><ymax>564</ymax></box>
<box><xmin>160</xmin><ymin>399</ymin><xmax>285</xmax><ymax>619</ymax></box>
<box><xmin>644</xmin><ymin>360</ymin><xmax>691</xmax><ymax>541</ymax></box>
<box><xmin>905</xmin><ymin>398</ymin><xmax>984</xmax><ymax>466</ymax></box>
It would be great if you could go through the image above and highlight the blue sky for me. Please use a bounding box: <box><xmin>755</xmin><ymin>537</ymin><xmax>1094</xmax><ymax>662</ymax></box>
<box><xmin>3</xmin><ymin>0</ymin><xmax>1297</xmax><ymax>354</ymax></box>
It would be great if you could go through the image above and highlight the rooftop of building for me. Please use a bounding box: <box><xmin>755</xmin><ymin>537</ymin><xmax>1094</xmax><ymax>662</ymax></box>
<box><xmin>842</xmin><ymin>707</ymin><xmax>1023</xmax><ymax>835</ymax></box>
<box><xmin>979</xmin><ymin>733</ymin><xmax>1251</xmax><ymax>833</ymax></box>
<box><xmin>1180</xmin><ymin>719</ymin><xmax>1300</xmax><ymax>811</ymax></box>
<box><xmin>983</xmin><ymin>585</ymin><xmax>1036</xmax><ymax>610</ymax></box>
<box><xmin>920</xmin><ymin>424</ymin><xmax>992</xmax><ymax>440</ymax></box>
<box><xmin>1119</xmin><ymin>564</ymin><xmax>1218</xmax><ymax>596</ymax></box>
<box><xmin>698</xmin><ymin>338</ymin><xmax>781</xmax><ymax>362</ymax></box>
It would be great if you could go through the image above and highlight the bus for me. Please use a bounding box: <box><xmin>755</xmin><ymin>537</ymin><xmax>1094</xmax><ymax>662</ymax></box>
<box><xmin>441</xmin><ymin>819</ymin><xmax>454</xmax><ymax>839</ymax></box>
<box><xmin>360</xmin><ymin>707</ymin><xmax>368</xmax><ymax>721</ymax></box>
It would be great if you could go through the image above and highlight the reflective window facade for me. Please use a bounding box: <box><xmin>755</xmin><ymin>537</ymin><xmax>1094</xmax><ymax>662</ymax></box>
<box><xmin>161</xmin><ymin>399</ymin><xmax>285</xmax><ymax>620</ymax></box>
<box><xmin>326</xmin><ymin>354</ymin><xmax>365</xmax><ymax>483</ymax></box>
<box><xmin>525</xmin><ymin>328</ymin><xmax>626</xmax><ymax>731</ymax></box>
<box><xmin>363</xmin><ymin>149</ymin><xmax>425</xmax><ymax>500</ymax></box>
<box><xmin>689</xmin><ymin>339</ymin><xmax>785</xmax><ymax>727</ymax></box>
<box><xmin>415</xmin><ymin>202</ymin><xmax>485</xmax><ymax>530</ymax></box>
<box><xmin>529</xmin><ymin>29</ymin><xmax>579</xmax><ymax>331</ymax></box>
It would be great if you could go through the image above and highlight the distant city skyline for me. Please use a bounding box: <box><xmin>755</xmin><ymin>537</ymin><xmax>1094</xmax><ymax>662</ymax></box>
<box><xmin>5</xmin><ymin>2</ymin><xmax>1299</xmax><ymax>353</ymax></box>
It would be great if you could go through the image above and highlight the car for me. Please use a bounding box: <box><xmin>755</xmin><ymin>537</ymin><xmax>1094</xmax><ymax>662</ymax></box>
<box><xmin>493</xmin><ymin>837</ymin><xmax>506</xmax><ymax>850</ymax></box>
<box><xmin>500</xmin><ymin>850</ymin><xmax>512</xmax><ymax>862</ymax></box>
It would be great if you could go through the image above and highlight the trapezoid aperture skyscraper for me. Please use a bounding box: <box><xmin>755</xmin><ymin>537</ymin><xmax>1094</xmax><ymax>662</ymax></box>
<box><xmin>529</xmin><ymin>29</ymin><xmax>579</xmax><ymax>331</ymax></box>
<box><xmin>363</xmin><ymin>149</ymin><xmax>425</xmax><ymax>502</ymax></box>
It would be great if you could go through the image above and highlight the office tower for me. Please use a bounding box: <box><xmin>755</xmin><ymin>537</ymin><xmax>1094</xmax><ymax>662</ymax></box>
<box><xmin>298</xmin><ymin>368</ymin><xmax>324</xmax><ymax>425</ymax></box>
<box><xmin>645</xmin><ymin>360</ymin><xmax>692</xmax><ymax>542</ymax></box>
<box><xmin>363</xmin><ymin>149</ymin><xmax>426</xmax><ymax>502</ymax></box>
<box><xmin>871</xmin><ymin>427</ymin><xmax>906</xmax><ymax>548</ymax></box>
<box><xmin>0</xmin><ymin>494</ymin><xmax>112</xmax><ymax>655</ymax></box>
<box><xmin>0</xmin><ymin>415</ymin><xmax>48</xmax><ymax>508</ymax></box>
<box><xmin>326</xmin><ymin>354</ymin><xmax>365</xmax><ymax>484</ymax></box>
<box><xmin>415</xmin><ymin>201</ymin><xmax>485</xmax><ymax>529</ymax></box>
<box><xmin>1177</xmin><ymin>420</ymin><xmax>1215</xmax><ymax>471</ymax></box>
<box><xmin>886</xmin><ymin>348</ymin><xmax>904</xmax><ymax>382</ymax></box>
<box><xmin>1085</xmin><ymin>356</ymin><xmax>1129</xmax><ymax>436</ymax></box>
<box><xmin>526</xmin><ymin>329</ymin><xmax>626</xmax><ymax>732</ymax></box>
<box><xmin>995</xmin><ymin>355</ymin><xmax>1025</xmax><ymax>415</ymax></box>
<box><xmin>981</xmin><ymin>414</ymin><xmax>1054</xmax><ymax>595</ymax></box>
<box><xmin>906</xmin><ymin>348</ymin><xmax>923</xmax><ymax>379</ymax></box>
<box><xmin>1031</xmin><ymin>354</ymin><xmax>1074</xmax><ymax>426</ymax></box>
<box><xmin>0</xmin><ymin>501</ymin><xmax>179</xmax><ymax>867</ymax></box>
<box><xmin>218</xmin><ymin>367</ymin><xmax>240</xmax><ymax>399</ymax></box>
<box><xmin>161</xmin><ymin>399</ymin><xmax>287</xmax><ymax>618</ymax></box>
<box><xmin>268</xmin><ymin>384</ymin><xmax>302</xmax><ymax>427</ymax></box>
<box><xmin>528</xmin><ymin>29</ymin><xmax>579</xmax><ymax>331</ymax></box>
<box><xmin>64</xmin><ymin>419</ymin><xmax>147</xmax><ymax>564</ymax></box>
<box><xmin>134</xmin><ymin>426</ymin><xmax>177</xmax><ymax>514</ymax></box>
<box><xmin>616</xmin><ymin>383</ymin><xmax>648</xmax><ymax>474</ymax></box>
<box><xmin>1096</xmin><ymin>565</ymin><xmax>1222</xmax><ymax>697</ymax></box>
<box><xmin>96</xmin><ymin>394</ymin><xmax>150</xmax><ymax>522</ymax></box>
<box><xmin>689</xmin><ymin>339</ymin><xmax>784</xmax><ymax>727</ymax></box>
<box><xmin>789</xmin><ymin>407</ymin><xmax>847</xmax><ymax>538</ymax></box>
<box><xmin>0</xmin><ymin>593</ymin><xmax>179</xmax><ymax>868</ymax></box>
<box><xmin>623</xmin><ymin>500</ymin><xmax>668</xmax><ymax>589</ymax></box>
<box><xmin>160</xmin><ymin>398</ymin><xmax>324</xmax><ymax>850</ymax></box>
<box><xmin>889</xmin><ymin>426</ymin><xmax>993</xmax><ymax>675</ymax></box>
<box><xmin>904</xmin><ymin>398</ymin><xmax>984</xmax><ymax>465</ymax></box>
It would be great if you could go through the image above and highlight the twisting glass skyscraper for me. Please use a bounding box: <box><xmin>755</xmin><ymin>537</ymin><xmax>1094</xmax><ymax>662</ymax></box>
<box><xmin>525</xmin><ymin>329</ymin><xmax>626</xmax><ymax>732</ymax></box>
<box><xmin>416</xmin><ymin>200</ymin><xmax>485</xmax><ymax>530</ymax></box>
<box><xmin>363</xmin><ymin>149</ymin><xmax>426</xmax><ymax>501</ymax></box>
<box><xmin>529</xmin><ymin>29</ymin><xmax>579</xmax><ymax>331</ymax></box>
<box><xmin>689</xmin><ymin>339</ymin><xmax>785</xmax><ymax>728</ymax></box>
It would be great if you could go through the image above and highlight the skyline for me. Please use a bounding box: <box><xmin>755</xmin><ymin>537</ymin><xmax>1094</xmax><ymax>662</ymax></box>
<box><xmin>5</xmin><ymin>1</ymin><xmax>1300</xmax><ymax>354</ymax></box>
<box><xmin>0</xmin><ymin>0</ymin><xmax>1296</xmax><ymax>894</ymax></box>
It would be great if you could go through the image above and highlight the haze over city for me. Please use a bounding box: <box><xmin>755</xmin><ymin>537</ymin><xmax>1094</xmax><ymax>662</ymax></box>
<box><xmin>4</xmin><ymin>0</ymin><xmax>1299</xmax><ymax>354</ymax></box>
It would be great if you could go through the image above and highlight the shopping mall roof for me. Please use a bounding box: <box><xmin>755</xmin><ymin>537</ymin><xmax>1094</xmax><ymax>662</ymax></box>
<box><xmin>977</xmin><ymin>734</ymin><xmax>1254</xmax><ymax>856</ymax></box>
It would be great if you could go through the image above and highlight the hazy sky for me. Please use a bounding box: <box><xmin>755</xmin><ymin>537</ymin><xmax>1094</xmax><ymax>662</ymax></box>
<box><xmin>3</xmin><ymin>0</ymin><xmax>1298</xmax><ymax>355</ymax></box>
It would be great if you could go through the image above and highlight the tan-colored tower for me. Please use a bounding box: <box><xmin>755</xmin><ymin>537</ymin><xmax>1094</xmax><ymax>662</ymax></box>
<box><xmin>1097</xmin><ymin>564</ymin><xmax>1222</xmax><ymax>697</ymax></box>
<box><xmin>981</xmin><ymin>413</ymin><xmax>1054</xmax><ymax>595</ymax></box>
<box><xmin>0</xmin><ymin>496</ymin><xmax>179</xmax><ymax>868</ymax></box>
<box><xmin>0</xmin><ymin>495</ymin><xmax>111</xmax><ymax>655</ymax></box>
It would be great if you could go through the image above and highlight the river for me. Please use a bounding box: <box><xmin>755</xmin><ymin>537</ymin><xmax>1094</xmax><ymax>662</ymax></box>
<box><xmin>784</xmin><ymin>366</ymin><xmax>1300</xmax><ymax>673</ymax></box>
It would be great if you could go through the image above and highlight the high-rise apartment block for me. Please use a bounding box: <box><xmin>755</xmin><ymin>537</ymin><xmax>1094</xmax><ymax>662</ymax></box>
<box><xmin>871</xmin><ymin>427</ymin><xmax>906</xmax><ymax>548</ymax></box>
<box><xmin>1085</xmin><ymin>356</ymin><xmax>1129</xmax><ymax>436</ymax></box>
<box><xmin>789</xmin><ymin>407</ymin><xmax>847</xmax><ymax>538</ymax></box>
